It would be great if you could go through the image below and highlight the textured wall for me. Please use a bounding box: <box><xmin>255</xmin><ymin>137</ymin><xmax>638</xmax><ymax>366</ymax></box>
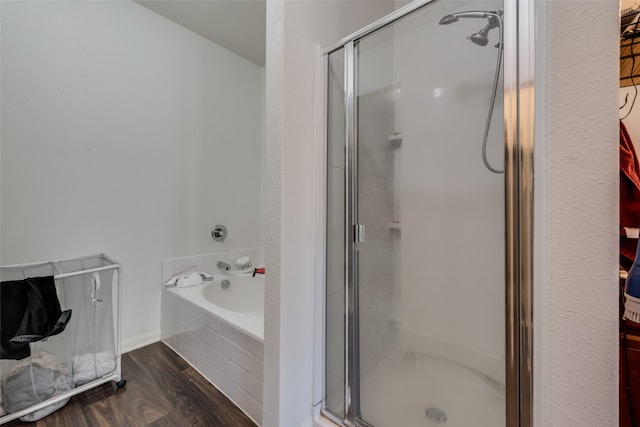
<box><xmin>1</xmin><ymin>1</ymin><xmax>263</xmax><ymax>350</ymax></box>
<box><xmin>539</xmin><ymin>0</ymin><xmax>619</xmax><ymax>425</ymax></box>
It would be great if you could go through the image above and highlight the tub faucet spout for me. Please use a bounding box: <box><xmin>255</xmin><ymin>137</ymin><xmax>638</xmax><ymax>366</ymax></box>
<box><xmin>217</xmin><ymin>261</ymin><xmax>231</xmax><ymax>271</ymax></box>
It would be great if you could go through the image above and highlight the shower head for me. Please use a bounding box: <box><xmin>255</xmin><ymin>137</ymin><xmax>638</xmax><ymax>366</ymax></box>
<box><xmin>436</xmin><ymin>10</ymin><xmax>506</xmax><ymax>174</ymax></box>
<box><xmin>438</xmin><ymin>14</ymin><xmax>459</xmax><ymax>25</ymax></box>
<box><xmin>438</xmin><ymin>10</ymin><xmax>503</xmax><ymax>47</ymax></box>
<box><xmin>468</xmin><ymin>26</ymin><xmax>490</xmax><ymax>46</ymax></box>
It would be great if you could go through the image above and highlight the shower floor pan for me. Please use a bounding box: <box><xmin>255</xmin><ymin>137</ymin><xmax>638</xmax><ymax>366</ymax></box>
<box><xmin>358</xmin><ymin>350</ymin><xmax>505</xmax><ymax>427</ymax></box>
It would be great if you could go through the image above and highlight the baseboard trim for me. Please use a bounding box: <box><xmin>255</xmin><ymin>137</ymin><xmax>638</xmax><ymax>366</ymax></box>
<box><xmin>122</xmin><ymin>329</ymin><xmax>161</xmax><ymax>353</ymax></box>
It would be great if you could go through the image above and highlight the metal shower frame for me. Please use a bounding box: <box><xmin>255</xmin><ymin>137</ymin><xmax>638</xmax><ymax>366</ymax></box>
<box><xmin>321</xmin><ymin>0</ymin><xmax>535</xmax><ymax>425</ymax></box>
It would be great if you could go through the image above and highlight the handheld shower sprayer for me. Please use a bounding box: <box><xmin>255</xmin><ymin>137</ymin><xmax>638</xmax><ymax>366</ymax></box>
<box><xmin>438</xmin><ymin>14</ymin><xmax>459</xmax><ymax>25</ymax></box>
<box><xmin>438</xmin><ymin>10</ymin><xmax>504</xmax><ymax>174</ymax></box>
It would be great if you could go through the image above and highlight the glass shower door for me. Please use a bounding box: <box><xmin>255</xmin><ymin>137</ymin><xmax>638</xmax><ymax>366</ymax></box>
<box><xmin>355</xmin><ymin>2</ymin><xmax>505</xmax><ymax>426</ymax></box>
<box><xmin>325</xmin><ymin>1</ymin><xmax>508</xmax><ymax>426</ymax></box>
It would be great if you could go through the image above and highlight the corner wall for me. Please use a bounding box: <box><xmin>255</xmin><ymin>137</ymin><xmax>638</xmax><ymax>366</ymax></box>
<box><xmin>0</xmin><ymin>1</ymin><xmax>264</xmax><ymax>350</ymax></box>
<box><xmin>536</xmin><ymin>0</ymin><xmax>619</xmax><ymax>425</ymax></box>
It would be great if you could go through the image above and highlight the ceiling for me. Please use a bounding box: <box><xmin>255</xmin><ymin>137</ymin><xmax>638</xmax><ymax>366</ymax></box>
<box><xmin>134</xmin><ymin>0</ymin><xmax>266</xmax><ymax>66</ymax></box>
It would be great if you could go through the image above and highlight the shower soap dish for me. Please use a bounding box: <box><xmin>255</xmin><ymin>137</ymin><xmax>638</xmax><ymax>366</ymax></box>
<box><xmin>235</xmin><ymin>256</ymin><xmax>252</xmax><ymax>271</ymax></box>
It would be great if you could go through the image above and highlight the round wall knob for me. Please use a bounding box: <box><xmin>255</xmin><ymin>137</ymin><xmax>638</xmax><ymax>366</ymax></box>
<box><xmin>211</xmin><ymin>225</ymin><xmax>227</xmax><ymax>242</ymax></box>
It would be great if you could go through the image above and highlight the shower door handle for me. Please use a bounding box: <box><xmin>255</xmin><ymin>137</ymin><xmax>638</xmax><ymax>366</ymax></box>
<box><xmin>354</xmin><ymin>224</ymin><xmax>366</xmax><ymax>243</ymax></box>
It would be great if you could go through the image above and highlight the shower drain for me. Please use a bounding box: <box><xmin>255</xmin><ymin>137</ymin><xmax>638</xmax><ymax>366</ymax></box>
<box><xmin>426</xmin><ymin>407</ymin><xmax>447</xmax><ymax>423</ymax></box>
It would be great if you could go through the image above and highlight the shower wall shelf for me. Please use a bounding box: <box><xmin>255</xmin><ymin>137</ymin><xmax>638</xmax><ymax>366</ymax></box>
<box><xmin>388</xmin><ymin>222</ymin><xmax>401</xmax><ymax>230</ymax></box>
<box><xmin>0</xmin><ymin>254</ymin><xmax>124</xmax><ymax>424</ymax></box>
<box><xmin>388</xmin><ymin>133</ymin><xmax>403</xmax><ymax>149</ymax></box>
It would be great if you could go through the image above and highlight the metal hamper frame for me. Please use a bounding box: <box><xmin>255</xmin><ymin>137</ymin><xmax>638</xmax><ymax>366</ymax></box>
<box><xmin>0</xmin><ymin>254</ymin><xmax>124</xmax><ymax>424</ymax></box>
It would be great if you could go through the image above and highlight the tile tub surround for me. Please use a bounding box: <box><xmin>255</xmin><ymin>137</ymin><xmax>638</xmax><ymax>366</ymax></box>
<box><xmin>161</xmin><ymin>249</ymin><xmax>264</xmax><ymax>425</ymax></box>
<box><xmin>161</xmin><ymin>248</ymin><xmax>265</xmax><ymax>285</ymax></box>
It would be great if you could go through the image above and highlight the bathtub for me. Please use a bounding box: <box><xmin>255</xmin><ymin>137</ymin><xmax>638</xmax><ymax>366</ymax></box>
<box><xmin>168</xmin><ymin>273</ymin><xmax>264</xmax><ymax>341</ymax></box>
<box><xmin>161</xmin><ymin>249</ymin><xmax>264</xmax><ymax>425</ymax></box>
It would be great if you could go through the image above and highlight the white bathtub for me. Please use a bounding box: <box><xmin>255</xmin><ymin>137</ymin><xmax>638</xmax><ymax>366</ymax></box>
<box><xmin>168</xmin><ymin>273</ymin><xmax>264</xmax><ymax>341</ymax></box>
<box><xmin>161</xmin><ymin>249</ymin><xmax>264</xmax><ymax>425</ymax></box>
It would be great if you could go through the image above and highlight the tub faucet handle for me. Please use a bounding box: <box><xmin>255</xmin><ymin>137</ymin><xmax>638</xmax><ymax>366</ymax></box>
<box><xmin>217</xmin><ymin>261</ymin><xmax>231</xmax><ymax>271</ymax></box>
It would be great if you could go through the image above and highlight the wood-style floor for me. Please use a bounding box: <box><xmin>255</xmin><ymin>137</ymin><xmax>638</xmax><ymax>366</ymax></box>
<box><xmin>6</xmin><ymin>342</ymin><xmax>257</xmax><ymax>427</ymax></box>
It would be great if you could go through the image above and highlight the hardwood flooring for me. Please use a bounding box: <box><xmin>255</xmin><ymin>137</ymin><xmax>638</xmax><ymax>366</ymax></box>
<box><xmin>5</xmin><ymin>342</ymin><xmax>257</xmax><ymax>427</ymax></box>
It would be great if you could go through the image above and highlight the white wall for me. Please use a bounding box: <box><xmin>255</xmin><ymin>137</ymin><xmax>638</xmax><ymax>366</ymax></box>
<box><xmin>536</xmin><ymin>0</ymin><xmax>620</xmax><ymax>426</ymax></box>
<box><xmin>622</xmin><ymin>0</ymin><xmax>640</xmax><ymax>12</ymax></box>
<box><xmin>0</xmin><ymin>1</ymin><xmax>264</xmax><ymax>350</ymax></box>
<box><xmin>264</xmin><ymin>1</ymin><xmax>394</xmax><ymax>426</ymax></box>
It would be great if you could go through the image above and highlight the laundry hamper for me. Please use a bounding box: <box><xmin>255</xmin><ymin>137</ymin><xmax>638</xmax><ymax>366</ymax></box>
<box><xmin>0</xmin><ymin>254</ymin><xmax>124</xmax><ymax>424</ymax></box>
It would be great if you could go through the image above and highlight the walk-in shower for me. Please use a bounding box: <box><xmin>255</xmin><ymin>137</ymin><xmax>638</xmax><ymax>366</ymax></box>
<box><xmin>323</xmin><ymin>0</ymin><xmax>533</xmax><ymax>426</ymax></box>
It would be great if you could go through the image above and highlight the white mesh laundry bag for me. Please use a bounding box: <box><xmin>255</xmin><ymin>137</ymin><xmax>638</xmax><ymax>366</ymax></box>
<box><xmin>0</xmin><ymin>263</ymin><xmax>74</xmax><ymax>422</ymax></box>
<box><xmin>55</xmin><ymin>257</ymin><xmax>117</xmax><ymax>386</ymax></box>
<box><xmin>2</xmin><ymin>348</ymin><xmax>73</xmax><ymax>421</ymax></box>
